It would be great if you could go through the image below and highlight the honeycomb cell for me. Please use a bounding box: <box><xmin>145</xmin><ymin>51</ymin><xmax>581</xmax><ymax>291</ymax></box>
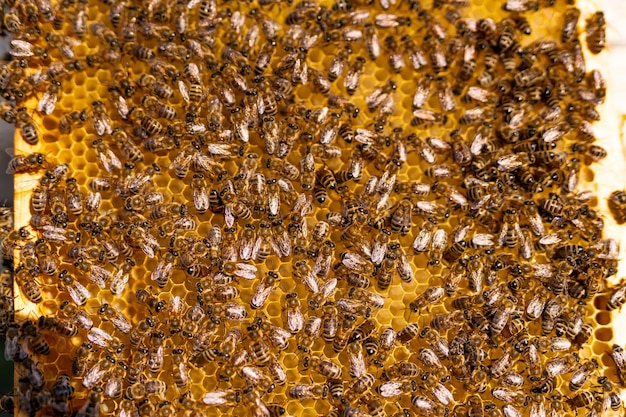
<box><xmin>597</xmin><ymin>311</ymin><xmax>611</xmax><ymax>325</ymax></box>
<box><xmin>596</xmin><ymin>327</ymin><xmax>613</xmax><ymax>342</ymax></box>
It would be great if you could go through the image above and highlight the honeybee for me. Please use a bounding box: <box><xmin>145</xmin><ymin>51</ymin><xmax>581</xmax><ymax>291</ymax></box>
<box><xmin>16</xmin><ymin>107</ymin><xmax>38</xmax><ymax>145</ymax></box>
<box><xmin>562</xmin><ymin>7</ymin><xmax>580</xmax><ymax>43</ymax></box>
<box><xmin>87</xmin><ymin>100</ymin><xmax>112</xmax><ymax>136</ymax></box>
<box><xmin>608</xmin><ymin>345</ymin><xmax>626</xmax><ymax>386</ymax></box>
<box><xmin>6</xmin><ymin>151</ymin><xmax>48</xmax><ymax>174</ymax></box>
<box><xmin>344</xmin><ymin>57</ymin><xmax>366</xmax><ymax>95</ymax></box>
<box><xmin>379</xmin><ymin>36</ymin><xmax>405</xmax><ymax>74</ymax></box>
<box><xmin>569</xmin><ymin>360</ymin><xmax>597</xmax><ymax>391</ymax></box>
<box><xmin>283</xmin><ymin>292</ymin><xmax>304</xmax><ymax>334</ymax></box>
<box><xmin>605</xmin><ymin>282</ymin><xmax>626</xmax><ymax>312</ymax></box>
<box><xmin>250</xmin><ymin>39</ymin><xmax>274</xmax><ymax>75</ymax></box>
<box><xmin>59</xmin><ymin>110</ymin><xmax>88</xmax><ymax>134</ymax></box>
<box><xmin>289</xmin><ymin>383</ymin><xmax>328</xmax><ymax>399</ymax></box>
<box><xmin>585</xmin><ymin>11</ymin><xmax>606</xmax><ymax>54</ymax></box>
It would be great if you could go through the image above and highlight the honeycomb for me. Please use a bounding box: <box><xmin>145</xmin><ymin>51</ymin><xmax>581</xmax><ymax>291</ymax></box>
<box><xmin>0</xmin><ymin>0</ymin><xmax>625</xmax><ymax>415</ymax></box>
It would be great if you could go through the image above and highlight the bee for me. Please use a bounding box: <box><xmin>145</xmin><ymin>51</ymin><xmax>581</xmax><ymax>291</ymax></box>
<box><xmin>608</xmin><ymin>190</ymin><xmax>626</xmax><ymax>224</ymax></box>
<box><xmin>138</xmin><ymin>74</ymin><xmax>174</xmax><ymax>99</ymax></box>
<box><xmin>22</xmin><ymin>320</ymin><xmax>50</xmax><ymax>355</ymax></box>
<box><xmin>253</xmin><ymin>40</ymin><xmax>275</xmax><ymax>75</ymax></box>
<box><xmin>289</xmin><ymin>383</ymin><xmax>328</xmax><ymax>399</ymax></box>
<box><xmin>257</xmin><ymin>91</ymin><xmax>278</xmax><ymax>117</ymax></box>
<box><xmin>606</xmin><ymin>283</ymin><xmax>626</xmax><ymax>311</ymax></box>
<box><xmin>51</xmin><ymin>374</ymin><xmax>74</xmax><ymax>408</ymax></box>
<box><xmin>298</xmin><ymin>315</ymin><xmax>322</xmax><ymax>352</ymax></box>
<box><xmin>264</xmin><ymin>360</ymin><xmax>287</xmax><ymax>389</ymax></box>
<box><xmin>136</xmin><ymin>287</ymin><xmax>166</xmax><ymax>313</ymax></box>
<box><xmin>360</xmin><ymin>23</ymin><xmax>382</xmax><ymax>61</ymax></box>
<box><xmin>16</xmin><ymin>107</ymin><xmax>38</xmax><ymax>145</ymax></box>
<box><xmin>15</xmin><ymin>267</ymin><xmax>42</xmax><ymax>304</ymax></box>
<box><xmin>97</xmin><ymin>303</ymin><xmax>132</xmax><ymax>334</ymax></box>
<box><xmin>247</xmin><ymin>328</ymin><xmax>272</xmax><ymax>367</ymax></box>
<box><xmin>322</xmin><ymin>305</ymin><xmax>339</xmax><ymax>342</ymax></box>
<box><xmin>570</xmin><ymin>360</ymin><xmax>597</xmax><ymax>391</ymax></box>
<box><xmin>308</xmin><ymin>356</ymin><xmax>342</xmax><ymax>379</ymax></box>
<box><xmin>388</xmin><ymin>199</ymin><xmax>413</xmax><ymax>235</ymax></box>
<box><xmin>141</xmin><ymin>95</ymin><xmax>177</xmax><ymax>120</ymax></box>
<box><xmin>385</xmin><ymin>36</ymin><xmax>405</xmax><ymax>73</ymax></box>
<box><xmin>39</xmin><ymin>315</ymin><xmax>78</xmax><ymax>337</ymax></box>
<box><xmin>190</xmin><ymin>174</ymin><xmax>209</xmax><ymax>215</ymax></box>
<box><xmin>7</xmin><ymin>152</ymin><xmax>47</xmax><ymax>174</ymax></box>
<box><xmin>344</xmin><ymin>57</ymin><xmax>366</xmax><ymax>95</ymax></box>
<box><xmin>610</xmin><ymin>344</ymin><xmax>626</xmax><ymax>385</ymax></box>
<box><xmin>562</xmin><ymin>7</ymin><xmax>580</xmax><ymax>43</ymax></box>
<box><xmin>332</xmin><ymin>0</ymin><xmax>352</xmax><ymax>11</ymax></box>
<box><xmin>35</xmin><ymin>78</ymin><xmax>62</xmax><ymax>115</ymax></box>
<box><xmin>284</xmin><ymin>292</ymin><xmax>304</xmax><ymax>334</ymax></box>
<box><xmin>568</xmin><ymin>391</ymin><xmax>596</xmax><ymax>409</ymax></box>
<box><xmin>307</xmin><ymin>69</ymin><xmax>330</xmax><ymax>96</ymax></box>
<box><xmin>396</xmin><ymin>323</ymin><xmax>419</xmax><ymax>344</ymax></box>
<box><xmin>75</xmin><ymin>392</ymin><xmax>101</xmax><ymax>417</ymax></box>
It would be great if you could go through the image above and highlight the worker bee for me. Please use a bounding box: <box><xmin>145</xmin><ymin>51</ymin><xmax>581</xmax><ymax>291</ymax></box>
<box><xmin>16</xmin><ymin>107</ymin><xmax>38</xmax><ymax>145</ymax></box>
<box><xmin>384</xmin><ymin>36</ymin><xmax>405</xmax><ymax>73</ymax></box>
<box><xmin>562</xmin><ymin>7</ymin><xmax>581</xmax><ymax>43</ymax></box>
<box><xmin>251</xmin><ymin>40</ymin><xmax>275</xmax><ymax>75</ymax></box>
<box><xmin>606</xmin><ymin>283</ymin><xmax>626</xmax><ymax>311</ymax></box>
<box><xmin>289</xmin><ymin>383</ymin><xmax>328</xmax><ymax>399</ymax></box>
<box><xmin>344</xmin><ymin>57</ymin><xmax>366</xmax><ymax>95</ymax></box>
<box><xmin>284</xmin><ymin>292</ymin><xmax>304</xmax><ymax>334</ymax></box>
<box><xmin>570</xmin><ymin>359</ymin><xmax>597</xmax><ymax>391</ymax></box>
<box><xmin>608</xmin><ymin>190</ymin><xmax>626</xmax><ymax>224</ymax></box>
<box><xmin>7</xmin><ymin>152</ymin><xmax>47</xmax><ymax>174</ymax></box>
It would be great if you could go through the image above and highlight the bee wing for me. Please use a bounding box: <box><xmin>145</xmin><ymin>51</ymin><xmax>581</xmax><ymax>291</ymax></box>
<box><xmin>178</xmin><ymin>80</ymin><xmax>190</xmax><ymax>102</ymax></box>
<box><xmin>82</xmin><ymin>361</ymin><xmax>106</xmax><ymax>388</ymax></box>
<box><xmin>397</xmin><ymin>253</ymin><xmax>413</xmax><ymax>282</ymax></box>
<box><xmin>268</xmin><ymin>191</ymin><xmax>280</xmax><ymax>216</ymax></box>
<box><xmin>379</xmin><ymin>381</ymin><xmax>403</xmax><ymax>398</ymax></box>
<box><xmin>67</xmin><ymin>282</ymin><xmax>90</xmax><ymax>306</ymax></box>
<box><xmin>371</xmin><ymin>242</ymin><xmax>387</xmax><ymax>265</ymax></box>
<box><xmin>110</xmin><ymin>269</ymin><xmax>129</xmax><ymax>295</ymax></box>
<box><xmin>87</xmin><ymin>327</ymin><xmax>113</xmax><ymax>348</ymax></box>
<box><xmin>313</xmin><ymin>253</ymin><xmax>332</xmax><ymax>279</ymax></box>
<box><xmin>224</xmin><ymin>205</ymin><xmax>235</xmax><ymax>228</ymax></box>
<box><xmin>251</xmin><ymin>282</ymin><xmax>273</xmax><ymax>310</ymax></box>
<box><xmin>203</xmin><ymin>390</ymin><xmax>228</xmax><ymax>406</ymax></box>
<box><xmin>301</xmin><ymin>270</ymin><xmax>319</xmax><ymax>294</ymax></box>
<box><xmin>104</xmin><ymin>376</ymin><xmax>123</xmax><ymax>399</ymax></box>
<box><xmin>413</xmin><ymin>228</ymin><xmax>432</xmax><ymax>252</ymax></box>
<box><xmin>10</xmin><ymin>40</ymin><xmax>34</xmax><ymax>56</ymax></box>
<box><xmin>111</xmin><ymin>313</ymin><xmax>132</xmax><ymax>334</ymax></box>
<box><xmin>344</xmin><ymin>68</ymin><xmax>361</xmax><ymax>92</ymax></box>
<box><xmin>38</xmin><ymin>91</ymin><xmax>58</xmax><ymax>115</ymax></box>
<box><xmin>235</xmin><ymin>263</ymin><xmax>257</xmax><ymax>280</ymax></box>
<box><xmin>320</xmin><ymin>277</ymin><xmax>337</xmax><ymax>299</ymax></box>
<box><xmin>286</xmin><ymin>306</ymin><xmax>304</xmax><ymax>333</ymax></box>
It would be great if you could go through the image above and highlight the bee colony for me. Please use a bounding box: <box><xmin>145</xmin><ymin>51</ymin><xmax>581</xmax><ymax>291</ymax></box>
<box><xmin>0</xmin><ymin>0</ymin><xmax>624</xmax><ymax>415</ymax></box>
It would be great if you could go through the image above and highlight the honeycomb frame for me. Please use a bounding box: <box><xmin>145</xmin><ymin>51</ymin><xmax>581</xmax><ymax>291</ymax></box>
<box><xmin>2</xmin><ymin>0</ymin><xmax>626</xmax><ymax>416</ymax></box>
